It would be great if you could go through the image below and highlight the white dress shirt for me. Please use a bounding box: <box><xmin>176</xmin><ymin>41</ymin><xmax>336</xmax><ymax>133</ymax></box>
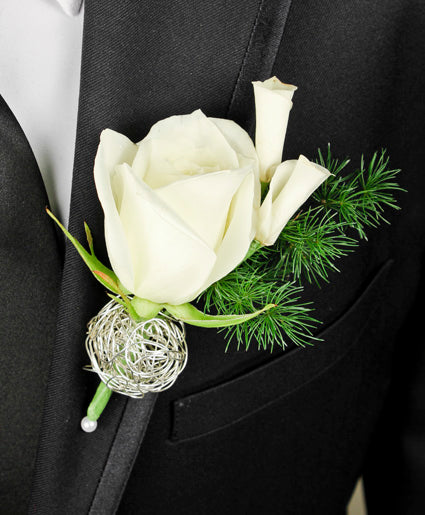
<box><xmin>0</xmin><ymin>0</ymin><xmax>84</xmax><ymax>226</ymax></box>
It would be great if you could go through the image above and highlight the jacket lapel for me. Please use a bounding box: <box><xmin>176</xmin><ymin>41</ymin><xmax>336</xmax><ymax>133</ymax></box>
<box><xmin>0</xmin><ymin>95</ymin><xmax>63</xmax><ymax>514</ymax></box>
<box><xmin>226</xmin><ymin>0</ymin><xmax>293</xmax><ymax>127</ymax></box>
<box><xmin>29</xmin><ymin>0</ymin><xmax>292</xmax><ymax>512</ymax></box>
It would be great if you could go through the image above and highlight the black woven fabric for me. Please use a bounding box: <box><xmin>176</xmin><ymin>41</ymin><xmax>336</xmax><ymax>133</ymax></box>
<box><xmin>0</xmin><ymin>95</ymin><xmax>62</xmax><ymax>513</ymax></box>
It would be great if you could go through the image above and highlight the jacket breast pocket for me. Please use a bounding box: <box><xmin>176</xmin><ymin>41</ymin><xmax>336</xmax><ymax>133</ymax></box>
<box><xmin>170</xmin><ymin>259</ymin><xmax>394</xmax><ymax>443</ymax></box>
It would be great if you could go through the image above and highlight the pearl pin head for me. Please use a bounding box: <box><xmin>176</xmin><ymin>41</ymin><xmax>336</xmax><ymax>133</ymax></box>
<box><xmin>81</xmin><ymin>416</ymin><xmax>98</xmax><ymax>433</ymax></box>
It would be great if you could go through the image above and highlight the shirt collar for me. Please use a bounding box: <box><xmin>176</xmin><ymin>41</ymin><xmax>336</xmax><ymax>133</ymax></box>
<box><xmin>56</xmin><ymin>0</ymin><xmax>83</xmax><ymax>16</ymax></box>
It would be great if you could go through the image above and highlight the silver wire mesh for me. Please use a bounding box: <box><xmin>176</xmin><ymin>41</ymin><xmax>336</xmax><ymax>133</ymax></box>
<box><xmin>85</xmin><ymin>298</ymin><xmax>188</xmax><ymax>397</ymax></box>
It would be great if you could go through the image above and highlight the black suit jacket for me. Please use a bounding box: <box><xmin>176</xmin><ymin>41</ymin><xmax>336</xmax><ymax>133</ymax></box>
<box><xmin>1</xmin><ymin>0</ymin><xmax>425</xmax><ymax>513</ymax></box>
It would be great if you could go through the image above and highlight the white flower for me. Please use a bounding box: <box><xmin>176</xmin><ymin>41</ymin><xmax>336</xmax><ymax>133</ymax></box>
<box><xmin>94</xmin><ymin>78</ymin><xmax>331</xmax><ymax>305</ymax></box>
<box><xmin>252</xmin><ymin>76</ymin><xmax>330</xmax><ymax>245</ymax></box>
<box><xmin>256</xmin><ymin>155</ymin><xmax>331</xmax><ymax>245</ymax></box>
<box><xmin>94</xmin><ymin>110</ymin><xmax>258</xmax><ymax>305</ymax></box>
<box><xmin>252</xmin><ymin>76</ymin><xmax>297</xmax><ymax>182</ymax></box>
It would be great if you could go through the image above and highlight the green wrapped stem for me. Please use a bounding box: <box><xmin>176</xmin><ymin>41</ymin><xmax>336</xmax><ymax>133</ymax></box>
<box><xmin>86</xmin><ymin>381</ymin><xmax>113</xmax><ymax>421</ymax></box>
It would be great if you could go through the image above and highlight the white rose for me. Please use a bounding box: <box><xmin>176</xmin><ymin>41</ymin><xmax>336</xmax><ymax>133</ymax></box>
<box><xmin>252</xmin><ymin>76</ymin><xmax>297</xmax><ymax>182</ymax></box>
<box><xmin>256</xmin><ymin>155</ymin><xmax>331</xmax><ymax>245</ymax></box>
<box><xmin>94</xmin><ymin>110</ymin><xmax>259</xmax><ymax>305</ymax></box>
<box><xmin>252</xmin><ymin>77</ymin><xmax>331</xmax><ymax>245</ymax></box>
<box><xmin>94</xmin><ymin>78</ymin><xmax>331</xmax><ymax>305</ymax></box>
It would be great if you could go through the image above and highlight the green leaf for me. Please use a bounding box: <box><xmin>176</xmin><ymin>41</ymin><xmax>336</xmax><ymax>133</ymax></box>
<box><xmin>164</xmin><ymin>302</ymin><xmax>276</xmax><ymax>328</ymax></box>
<box><xmin>84</xmin><ymin>221</ymin><xmax>94</xmax><ymax>255</ymax></box>
<box><xmin>46</xmin><ymin>208</ymin><xmax>121</xmax><ymax>295</ymax></box>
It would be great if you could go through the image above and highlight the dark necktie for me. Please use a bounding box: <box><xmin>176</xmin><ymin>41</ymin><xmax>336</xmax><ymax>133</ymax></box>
<box><xmin>0</xmin><ymin>94</ymin><xmax>62</xmax><ymax>513</ymax></box>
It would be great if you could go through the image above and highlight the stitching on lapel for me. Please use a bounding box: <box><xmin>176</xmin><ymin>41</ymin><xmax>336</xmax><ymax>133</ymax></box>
<box><xmin>226</xmin><ymin>0</ymin><xmax>266</xmax><ymax>117</ymax></box>
<box><xmin>225</xmin><ymin>0</ymin><xmax>294</xmax><ymax>130</ymax></box>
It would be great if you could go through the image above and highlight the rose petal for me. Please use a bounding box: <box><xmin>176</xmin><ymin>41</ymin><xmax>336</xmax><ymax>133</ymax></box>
<box><xmin>252</xmin><ymin>77</ymin><xmax>297</xmax><ymax>182</ymax></box>
<box><xmin>255</xmin><ymin>160</ymin><xmax>297</xmax><ymax>242</ymax></box>
<box><xmin>113</xmin><ymin>164</ymin><xmax>217</xmax><ymax>304</ymax></box>
<box><xmin>204</xmin><ymin>167</ymin><xmax>255</xmax><ymax>286</ymax></box>
<box><xmin>132</xmin><ymin>110</ymin><xmax>240</xmax><ymax>189</ymax></box>
<box><xmin>256</xmin><ymin>155</ymin><xmax>331</xmax><ymax>245</ymax></box>
<box><xmin>209</xmin><ymin>117</ymin><xmax>258</xmax><ymax>163</ymax></box>
<box><xmin>93</xmin><ymin>129</ymin><xmax>138</xmax><ymax>290</ymax></box>
<box><xmin>156</xmin><ymin>168</ymin><xmax>252</xmax><ymax>252</ymax></box>
<box><xmin>210</xmin><ymin>117</ymin><xmax>261</xmax><ymax>207</ymax></box>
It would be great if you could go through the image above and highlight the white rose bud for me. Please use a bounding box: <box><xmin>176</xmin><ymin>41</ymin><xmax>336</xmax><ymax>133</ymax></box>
<box><xmin>256</xmin><ymin>155</ymin><xmax>331</xmax><ymax>246</ymax></box>
<box><xmin>252</xmin><ymin>76</ymin><xmax>297</xmax><ymax>182</ymax></box>
<box><xmin>94</xmin><ymin>110</ymin><xmax>259</xmax><ymax>305</ymax></box>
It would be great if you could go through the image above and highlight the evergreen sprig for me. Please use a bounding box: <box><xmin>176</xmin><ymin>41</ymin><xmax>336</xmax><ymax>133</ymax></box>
<box><xmin>314</xmin><ymin>146</ymin><xmax>403</xmax><ymax>238</ymax></box>
<box><xmin>275</xmin><ymin>207</ymin><xmax>358</xmax><ymax>284</ymax></box>
<box><xmin>202</xmin><ymin>267</ymin><xmax>318</xmax><ymax>350</ymax></box>
<box><xmin>202</xmin><ymin>147</ymin><xmax>402</xmax><ymax>351</ymax></box>
<box><xmin>274</xmin><ymin>146</ymin><xmax>403</xmax><ymax>284</ymax></box>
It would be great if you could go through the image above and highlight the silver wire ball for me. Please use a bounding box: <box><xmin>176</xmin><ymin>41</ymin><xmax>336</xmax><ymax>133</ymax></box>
<box><xmin>85</xmin><ymin>298</ymin><xmax>188</xmax><ymax>398</ymax></box>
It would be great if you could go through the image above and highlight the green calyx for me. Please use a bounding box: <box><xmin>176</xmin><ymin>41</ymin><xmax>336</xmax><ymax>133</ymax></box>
<box><xmin>131</xmin><ymin>297</ymin><xmax>163</xmax><ymax>320</ymax></box>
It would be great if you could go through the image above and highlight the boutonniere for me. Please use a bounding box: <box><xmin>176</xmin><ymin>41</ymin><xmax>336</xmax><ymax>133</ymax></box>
<box><xmin>48</xmin><ymin>77</ymin><xmax>402</xmax><ymax>432</ymax></box>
